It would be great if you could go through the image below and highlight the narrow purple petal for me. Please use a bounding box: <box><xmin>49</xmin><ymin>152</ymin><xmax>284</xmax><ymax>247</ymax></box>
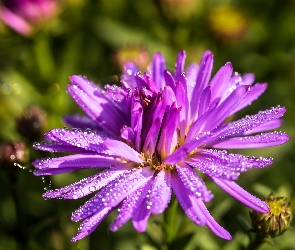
<box><xmin>186</xmin><ymin>85</ymin><xmax>249</xmax><ymax>142</ymax></box>
<box><xmin>33</xmin><ymin>154</ymin><xmax>125</xmax><ymax>175</ymax></box>
<box><xmin>244</xmin><ymin>119</ymin><xmax>283</xmax><ymax>135</ymax></box>
<box><xmin>150</xmin><ymin>52</ymin><xmax>166</xmax><ymax>90</ymax></box>
<box><xmin>198</xmin><ymin>86</ymin><xmax>211</xmax><ymax>117</ymax></box>
<box><xmin>174</xmin><ymin>50</ymin><xmax>186</xmax><ymax>81</ymax></box>
<box><xmin>43</xmin><ymin>163</ymin><xmax>132</xmax><ymax>199</ymax></box>
<box><xmin>132</xmin><ymin>197</ymin><xmax>152</xmax><ymax>232</ymax></box>
<box><xmin>187</xmin><ymin>149</ymin><xmax>273</xmax><ymax>180</ymax></box>
<box><xmin>71</xmin><ymin>167</ymin><xmax>154</xmax><ymax>222</ymax></box>
<box><xmin>233</xmin><ymin>83</ymin><xmax>267</xmax><ymax>114</ymax></box>
<box><xmin>110</xmin><ymin>180</ymin><xmax>152</xmax><ymax>232</ymax></box>
<box><xmin>68</xmin><ymin>75</ymin><xmax>125</xmax><ymax>137</ymax></box>
<box><xmin>211</xmin><ymin>106</ymin><xmax>286</xmax><ymax>139</ymax></box>
<box><xmin>44</xmin><ymin>127</ymin><xmax>109</xmax><ymax>153</ymax></box>
<box><xmin>209</xmin><ymin>62</ymin><xmax>233</xmax><ymax>104</ymax></box>
<box><xmin>131</xmin><ymin>101</ymin><xmax>143</xmax><ymax>152</ymax></box>
<box><xmin>186</xmin><ymin>63</ymin><xmax>199</xmax><ymax>103</ymax></box>
<box><xmin>142</xmin><ymin>99</ymin><xmax>166</xmax><ymax>154</ymax></box>
<box><xmin>149</xmin><ymin>170</ymin><xmax>172</xmax><ymax>214</ymax></box>
<box><xmin>175</xmin><ymin>80</ymin><xmax>189</xmax><ymax>139</ymax></box>
<box><xmin>190</xmin><ymin>51</ymin><xmax>213</xmax><ymax>121</ymax></box>
<box><xmin>63</xmin><ymin>114</ymin><xmax>97</xmax><ymax>130</ymax></box>
<box><xmin>171</xmin><ymin>172</ymin><xmax>206</xmax><ymax>226</ymax></box>
<box><xmin>164</xmin><ymin>70</ymin><xmax>176</xmax><ymax>92</ymax></box>
<box><xmin>33</xmin><ymin>141</ymin><xmax>89</xmax><ymax>153</ymax></box>
<box><xmin>104</xmin><ymin>139</ymin><xmax>143</xmax><ymax>163</ymax></box>
<box><xmin>209</xmin><ymin>131</ymin><xmax>289</xmax><ymax>149</ymax></box>
<box><xmin>157</xmin><ymin>104</ymin><xmax>180</xmax><ymax>158</ymax></box>
<box><xmin>121</xmin><ymin>62</ymin><xmax>139</xmax><ymax>89</ymax></box>
<box><xmin>72</xmin><ymin>207</ymin><xmax>113</xmax><ymax>242</ymax></box>
<box><xmin>197</xmin><ymin>201</ymin><xmax>232</xmax><ymax>240</ymax></box>
<box><xmin>212</xmin><ymin>177</ymin><xmax>269</xmax><ymax>213</ymax></box>
<box><xmin>176</xmin><ymin>163</ymin><xmax>213</xmax><ymax>202</ymax></box>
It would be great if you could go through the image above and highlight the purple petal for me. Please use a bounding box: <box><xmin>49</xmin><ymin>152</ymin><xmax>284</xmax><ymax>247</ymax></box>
<box><xmin>175</xmin><ymin>80</ymin><xmax>189</xmax><ymax>139</ymax></box>
<box><xmin>212</xmin><ymin>106</ymin><xmax>286</xmax><ymax>139</ymax></box>
<box><xmin>63</xmin><ymin>114</ymin><xmax>97</xmax><ymax>130</ymax></box>
<box><xmin>121</xmin><ymin>62</ymin><xmax>139</xmax><ymax>89</ymax></box>
<box><xmin>176</xmin><ymin>163</ymin><xmax>213</xmax><ymax>202</ymax></box>
<box><xmin>71</xmin><ymin>167</ymin><xmax>154</xmax><ymax>222</ymax></box>
<box><xmin>110</xmin><ymin>180</ymin><xmax>152</xmax><ymax>232</ymax></box>
<box><xmin>44</xmin><ymin>127</ymin><xmax>109</xmax><ymax>153</ymax></box>
<box><xmin>190</xmin><ymin>51</ymin><xmax>213</xmax><ymax>121</ymax></box>
<box><xmin>149</xmin><ymin>170</ymin><xmax>172</xmax><ymax>214</ymax></box>
<box><xmin>244</xmin><ymin>119</ymin><xmax>283</xmax><ymax>135</ymax></box>
<box><xmin>33</xmin><ymin>154</ymin><xmax>125</xmax><ymax>175</ymax></box>
<box><xmin>171</xmin><ymin>172</ymin><xmax>206</xmax><ymax>226</ymax></box>
<box><xmin>186</xmin><ymin>63</ymin><xmax>199</xmax><ymax>103</ymax></box>
<box><xmin>209</xmin><ymin>131</ymin><xmax>289</xmax><ymax>149</ymax></box>
<box><xmin>174</xmin><ymin>50</ymin><xmax>186</xmax><ymax>80</ymax></box>
<box><xmin>212</xmin><ymin>177</ymin><xmax>269</xmax><ymax>213</ymax></box>
<box><xmin>197</xmin><ymin>201</ymin><xmax>232</xmax><ymax>240</ymax></box>
<box><xmin>164</xmin><ymin>70</ymin><xmax>176</xmax><ymax>92</ymax></box>
<box><xmin>132</xmin><ymin>195</ymin><xmax>152</xmax><ymax>232</ymax></box>
<box><xmin>157</xmin><ymin>104</ymin><xmax>180</xmax><ymax>158</ymax></box>
<box><xmin>33</xmin><ymin>141</ymin><xmax>89</xmax><ymax>153</ymax></box>
<box><xmin>186</xmin><ymin>85</ymin><xmax>249</xmax><ymax>142</ymax></box>
<box><xmin>198</xmin><ymin>86</ymin><xmax>211</xmax><ymax>117</ymax></box>
<box><xmin>43</xmin><ymin>163</ymin><xmax>133</xmax><ymax>199</ymax></box>
<box><xmin>68</xmin><ymin>75</ymin><xmax>125</xmax><ymax>137</ymax></box>
<box><xmin>131</xmin><ymin>101</ymin><xmax>143</xmax><ymax>152</ymax></box>
<box><xmin>72</xmin><ymin>207</ymin><xmax>113</xmax><ymax>242</ymax></box>
<box><xmin>142</xmin><ymin>99</ymin><xmax>166</xmax><ymax>154</ymax></box>
<box><xmin>209</xmin><ymin>62</ymin><xmax>233</xmax><ymax>104</ymax></box>
<box><xmin>150</xmin><ymin>52</ymin><xmax>166</xmax><ymax>90</ymax></box>
<box><xmin>233</xmin><ymin>83</ymin><xmax>267</xmax><ymax>114</ymax></box>
<box><xmin>104</xmin><ymin>139</ymin><xmax>143</xmax><ymax>163</ymax></box>
<box><xmin>187</xmin><ymin>149</ymin><xmax>273</xmax><ymax>180</ymax></box>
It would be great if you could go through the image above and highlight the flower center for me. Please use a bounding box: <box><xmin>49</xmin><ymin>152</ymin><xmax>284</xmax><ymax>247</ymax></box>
<box><xmin>141</xmin><ymin>153</ymin><xmax>175</xmax><ymax>172</ymax></box>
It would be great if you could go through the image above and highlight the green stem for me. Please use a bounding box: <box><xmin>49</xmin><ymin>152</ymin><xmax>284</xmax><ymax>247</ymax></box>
<box><xmin>162</xmin><ymin>196</ymin><xmax>178</xmax><ymax>249</ymax></box>
<box><xmin>246</xmin><ymin>234</ymin><xmax>265</xmax><ymax>250</ymax></box>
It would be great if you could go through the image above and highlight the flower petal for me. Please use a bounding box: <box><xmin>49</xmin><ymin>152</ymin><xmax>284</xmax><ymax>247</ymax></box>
<box><xmin>43</xmin><ymin>163</ymin><xmax>133</xmax><ymax>199</ymax></box>
<box><xmin>33</xmin><ymin>154</ymin><xmax>125</xmax><ymax>175</ymax></box>
<box><xmin>72</xmin><ymin>207</ymin><xmax>113</xmax><ymax>242</ymax></box>
<box><xmin>104</xmin><ymin>139</ymin><xmax>143</xmax><ymax>163</ymax></box>
<box><xmin>233</xmin><ymin>83</ymin><xmax>267</xmax><ymax>114</ymax></box>
<box><xmin>197</xmin><ymin>201</ymin><xmax>232</xmax><ymax>240</ymax></box>
<box><xmin>171</xmin><ymin>172</ymin><xmax>206</xmax><ymax>226</ymax></box>
<box><xmin>149</xmin><ymin>170</ymin><xmax>172</xmax><ymax>214</ymax></box>
<box><xmin>150</xmin><ymin>52</ymin><xmax>166</xmax><ymax>90</ymax></box>
<box><xmin>176</xmin><ymin>163</ymin><xmax>213</xmax><ymax>202</ymax></box>
<box><xmin>209</xmin><ymin>131</ymin><xmax>289</xmax><ymax>149</ymax></box>
<box><xmin>187</xmin><ymin>149</ymin><xmax>273</xmax><ymax>180</ymax></box>
<box><xmin>212</xmin><ymin>177</ymin><xmax>269</xmax><ymax>213</ymax></box>
<box><xmin>44</xmin><ymin>127</ymin><xmax>109</xmax><ymax>153</ymax></box>
<box><xmin>71</xmin><ymin>167</ymin><xmax>154</xmax><ymax>222</ymax></box>
<box><xmin>110</xmin><ymin>180</ymin><xmax>152</xmax><ymax>232</ymax></box>
<box><xmin>190</xmin><ymin>51</ymin><xmax>213</xmax><ymax>121</ymax></box>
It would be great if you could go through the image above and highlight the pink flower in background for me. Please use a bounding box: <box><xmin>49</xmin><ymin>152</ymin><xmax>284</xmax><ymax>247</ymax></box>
<box><xmin>0</xmin><ymin>0</ymin><xmax>57</xmax><ymax>36</ymax></box>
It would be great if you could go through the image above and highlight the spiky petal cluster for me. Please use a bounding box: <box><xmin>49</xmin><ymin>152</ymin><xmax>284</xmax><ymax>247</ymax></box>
<box><xmin>33</xmin><ymin>50</ymin><xmax>289</xmax><ymax>242</ymax></box>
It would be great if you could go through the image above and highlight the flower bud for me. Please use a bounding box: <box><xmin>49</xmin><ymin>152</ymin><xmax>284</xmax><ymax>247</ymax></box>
<box><xmin>250</xmin><ymin>193</ymin><xmax>292</xmax><ymax>238</ymax></box>
<box><xmin>16</xmin><ymin>105</ymin><xmax>47</xmax><ymax>142</ymax></box>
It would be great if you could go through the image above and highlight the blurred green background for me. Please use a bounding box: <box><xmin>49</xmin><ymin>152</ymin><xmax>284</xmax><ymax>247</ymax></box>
<box><xmin>0</xmin><ymin>0</ymin><xmax>295</xmax><ymax>249</ymax></box>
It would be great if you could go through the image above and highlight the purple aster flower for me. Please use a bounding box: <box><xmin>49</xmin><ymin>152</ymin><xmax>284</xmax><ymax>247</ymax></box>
<box><xmin>33</xmin><ymin>50</ymin><xmax>289</xmax><ymax>242</ymax></box>
<box><xmin>0</xmin><ymin>0</ymin><xmax>57</xmax><ymax>36</ymax></box>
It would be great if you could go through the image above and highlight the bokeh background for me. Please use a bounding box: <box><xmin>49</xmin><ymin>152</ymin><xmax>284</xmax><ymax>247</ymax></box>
<box><xmin>0</xmin><ymin>0</ymin><xmax>295</xmax><ymax>249</ymax></box>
